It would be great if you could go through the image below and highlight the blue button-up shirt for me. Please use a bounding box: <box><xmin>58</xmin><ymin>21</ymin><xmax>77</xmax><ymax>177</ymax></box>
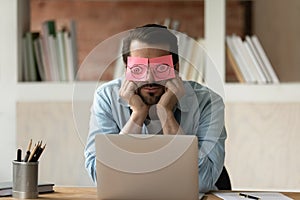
<box><xmin>84</xmin><ymin>78</ymin><xmax>227</xmax><ymax>192</ymax></box>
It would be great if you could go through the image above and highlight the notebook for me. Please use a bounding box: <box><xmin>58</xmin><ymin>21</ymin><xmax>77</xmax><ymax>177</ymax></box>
<box><xmin>95</xmin><ymin>134</ymin><xmax>199</xmax><ymax>200</ymax></box>
<box><xmin>0</xmin><ymin>182</ymin><xmax>54</xmax><ymax>197</ymax></box>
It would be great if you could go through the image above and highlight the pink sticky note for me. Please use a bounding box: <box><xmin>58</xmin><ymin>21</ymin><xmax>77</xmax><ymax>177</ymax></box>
<box><xmin>126</xmin><ymin>57</ymin><xmax>148</xmax><ymax>81</ymax></box>
<box><xmin>126</xmin><ymin>55</ymin><xmax>175</xmax><ymax>82</ymax></box>
<box><xmin>149</xmin><ymin>55</ymin><xmax>175</xmax><ymax>81</ymax></box>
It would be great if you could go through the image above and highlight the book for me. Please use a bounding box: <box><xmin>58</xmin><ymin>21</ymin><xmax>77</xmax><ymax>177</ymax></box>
<box><xmin>36</xmin><ymin>20</ymin><xmax>79</xmax><ymax>82</ymax></box>
<box><xmin>56</xmin><ymin>30</ymin><xmax>68</xmax><ymax>81</ymax></box>
<box><xmin>246</xmin><ymin>35</ymin><xmax>272</xmax><ymax>83</ymax></box>
<box><xmin>22</xmin><ymin>37</ymin><xmax>29</xmax><ymax>82</ymax></box>
<box><xmin>244</xmin><ymin>36</ymin><xmax>268</xmax><ymax>83</ymax></box>
<box><xmin>113</xmin><ymin>42</ymin><xmax>125</xmax><ymax>80</ymax></box>
<box><xmin>41</xmin><ymin>20</ymin><xmax>56</xmax><ymax>81</ymax></box>
<box><xmin>232</xmin><ymin>35</ymin><xmax>256</xmax><ymax>83</ymax></box>
<box><xmin>226</xmin><ymin>36</ymin><xmax>248</xmax><ymax>82</ymax></box>
<box><xmin>163</xmin><ymin>18</ymin><xmax>171</xmax><ymax>28</ymax></box>
<box><xmin>48</xmin><ymin>35</ymin><xmax>60</xmax><ymax>81</ymax></box>
<box><xmin>183</xmin><ymin>36</ymin><xmax>195</xmax><ymax>80</ymax></box>
<box><xmin>177</xmin><ymin>33</ymin><xmax>194</xmax><ymax>80</ymax></box>
<box><xmin>226</xmin><ymin>43</ymin><xmax>245</xmax><ymax>83</ymax></box>
<box><xmin>33</xmin><ymin>37</ymin><xmax>46</xmax><ymax>81</ymax></box>
<box><xmin>0</xmin><ymin>182</ymin><xmax>54</xmax><ymax>197</ymax></box>
<box><xmin>24</xmin><ymin>32</ymin><xmax>40</xmax><ymax>81</ymax></box>
<box><xmin>187</xmin><ymin>37</ymin><xmax>205</xmax><ymax>84</ymax></box>
<box><xmin>176</xmin><ymin>33</ymin><xmax>187</xmax><ymax>79</ymax></box>
<box><xmin>251</xmin><ymin>35</ymin><xmax>280</xmax><ymax>83</ymax></box>
<box><xmin>70</xmin><ymin>20</ymin><xmax>78</xmax><ymax>80</ymax></box>
<box><xmin>242</xmin><ymin>40</ymin><xmax>265</xmax><ymax>84</ymax></box>
<box><xmin>226</xmin><ymin>34</ymin><xmax>279</xmax><ymax>84</ymax></box>
<box><xmin>170</xmin><ymin>19</ymin><xmax>180</xmax><ymax>31</ymax></box>
<box><xmin>22</xmin><ymin>32</ymin><xmax>41</xmax><ymax>82</ymax></box>
<box><xmin>64</xmin><ymin>31</ymin><xmax>75</xmax><ymax>81</ymax></box>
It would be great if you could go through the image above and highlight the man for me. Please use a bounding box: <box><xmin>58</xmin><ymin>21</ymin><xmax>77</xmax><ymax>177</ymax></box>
<box><xmin>85</xmin><ymin>24</ymin><xmax>227</xmax><ymax>192</ymax></box>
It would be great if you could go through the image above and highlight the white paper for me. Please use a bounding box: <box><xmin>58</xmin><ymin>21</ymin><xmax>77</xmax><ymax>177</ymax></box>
<box><xmin>199</xmin><ymin>193</ymin><xmax>204</xmax><ymax>199</ymax></box>
<box><xmin>213</xmin><ymin>192</ymin><xmax>292</xmax><ymax>200</ymax></box>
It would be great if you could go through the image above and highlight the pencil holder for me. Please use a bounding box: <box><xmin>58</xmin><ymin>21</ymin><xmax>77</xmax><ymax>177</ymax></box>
<box><xmin>12</xmin><ymin>160</ymin><xmax>39</xmax><ymax>199</ymax></box>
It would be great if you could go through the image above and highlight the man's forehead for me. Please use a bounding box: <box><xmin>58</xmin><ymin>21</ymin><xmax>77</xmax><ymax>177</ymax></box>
<box><xmin>127</xmin><ymin>55</ymin><xmax>173</xmax><ymax>64</ymax></box>
<box><xmin>130</xmin><ymin>40</ymin><xmax>170</xmax><ymax>54</ymax></box>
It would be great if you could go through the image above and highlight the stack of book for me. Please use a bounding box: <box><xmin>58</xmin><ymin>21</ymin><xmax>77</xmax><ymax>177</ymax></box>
<box><xmin>22</xmin><ymin>20</ymin><xmax>78</xmax><ymax>82</ymax></box>
<box><xmin>177</xmin><ymin>33</ymin><xmax>206</xmax><ymax>84</ymax></box>
<box><xmin>0</xmin><ymin>182</ymin><xmax>54</xmax><ymax>197</ymax></box>
<box><xmin>163</xmin><ymin>18</ymin><xmax>206</xmax><ymax>84</ymax></box>
<box><xmin>226</xmin><ymin>34</ymin><xmax>279</xmax><ymax>84</ymax></box>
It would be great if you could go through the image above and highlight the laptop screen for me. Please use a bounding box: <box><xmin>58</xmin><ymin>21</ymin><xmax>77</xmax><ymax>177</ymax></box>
<box><xmin>95</xmin><ymin>134</ymin><xmax>199</xmax><ymax>200</ymax></box>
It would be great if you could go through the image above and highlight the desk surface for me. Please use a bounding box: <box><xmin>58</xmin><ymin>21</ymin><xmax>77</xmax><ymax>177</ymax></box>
<box><xmin>1</xmin><ymin>187</ymin><xmax>299</xmax><ymax>199</ymax></box>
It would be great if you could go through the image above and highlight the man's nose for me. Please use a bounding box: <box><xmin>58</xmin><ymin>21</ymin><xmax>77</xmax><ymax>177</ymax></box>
<box><xmin>146</xmin><ymin>68</ymin><xmax>155</xmax><ymax>83</ymax></box>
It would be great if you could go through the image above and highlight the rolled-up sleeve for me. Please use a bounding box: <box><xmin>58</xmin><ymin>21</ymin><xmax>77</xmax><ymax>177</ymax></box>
<box><xmin>84</xmin><ymin>88</ymin><xmax>120</xmax><ymax>183</ymax></box>
<box><xmin>197</xmin><ymin>91</ymin><xmax>227</xmax><ymax>192</ymax></box>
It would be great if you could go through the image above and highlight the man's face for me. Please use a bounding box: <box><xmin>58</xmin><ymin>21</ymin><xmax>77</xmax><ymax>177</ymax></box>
<box><xmin>128</xmin><ymin>40</ymin><xmax>175</xmax><ymax>105</ymax></box>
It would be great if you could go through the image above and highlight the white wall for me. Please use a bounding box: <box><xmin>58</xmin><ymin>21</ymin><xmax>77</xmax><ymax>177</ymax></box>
<box><xmin>0</xmin><ymin>0</ymin><xmax>17</xmax><ymax>181</ymax></box>
<box><xmin>17</xmin><ymin>102</ymin><xmax>94</xmax><ymax>186</ymax></box>
<box><xmin>225</xmin><ymin>103</ymin><xmax>300</xmax><ymax>191</ymax></box>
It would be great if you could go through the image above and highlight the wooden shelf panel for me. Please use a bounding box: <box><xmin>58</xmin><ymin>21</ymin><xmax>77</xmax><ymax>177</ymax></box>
<box><xmin>224</xmin><ymin>83</ymin><xmax>300</xmax><ymax>102</ymax></box>
<box><xmin>16</xmin><ymin>81</ymin><xmax>103</xmax><ymax>101</ymax></box>
<box><xmin>14</xmin><ymin>82</ymin><xmax>300</xmax><ymax>102</ymax></box>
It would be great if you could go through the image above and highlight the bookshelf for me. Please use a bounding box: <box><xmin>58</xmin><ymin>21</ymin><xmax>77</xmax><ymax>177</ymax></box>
<box><xmin>226</xmin><ymin>0</ymin><xmax>300</xmax><ymax>84</ymax></box>
<box><xmin>10</xmin><ymin>0</ymin><xmax>299</xmax><ymax>102</ymax></box>
<box><xmin>222</xmin><ymin>0</ymin><xmax>300</xmax><ymax>102</ymax></box>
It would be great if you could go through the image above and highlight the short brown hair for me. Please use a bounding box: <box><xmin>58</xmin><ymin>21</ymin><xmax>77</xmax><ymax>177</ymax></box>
<box><xmin>122</xmin><ymin>24</ymin><xmax>179</xmax><ymax>66</ymax></box>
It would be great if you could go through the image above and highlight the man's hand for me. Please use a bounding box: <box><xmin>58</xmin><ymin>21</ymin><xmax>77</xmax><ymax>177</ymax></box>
<box><xmin>158</xmin><ymin>75</ymin><xmax>185</xmax><ymax>113</ymax></box>
<box><xmin>119</xmin><ymin>80</ymin><xmax>149</xmax><ymax>125</ymax></box>
<box><xmin>157</xmin><ymin>75</ymin><xmax>185</xmax><ymax>135</ymax></box>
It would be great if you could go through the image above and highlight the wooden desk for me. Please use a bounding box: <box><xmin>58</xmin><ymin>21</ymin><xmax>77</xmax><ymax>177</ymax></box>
<box><xmin>1</xmin><ymin>187</ymin><xmax>299</xmax><ymax>199</ymax></box>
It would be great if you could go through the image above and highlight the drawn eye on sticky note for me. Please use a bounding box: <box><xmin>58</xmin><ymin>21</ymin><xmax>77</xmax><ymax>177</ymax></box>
<box><xmin>126</xmin><ymin>57</ymin><xmax>148</xmax><ymax>81</ymax></box>
<box><xmin>149</xmin><ymin>55</ymin><xmax>175</xmax><ymax>81</ymax></box>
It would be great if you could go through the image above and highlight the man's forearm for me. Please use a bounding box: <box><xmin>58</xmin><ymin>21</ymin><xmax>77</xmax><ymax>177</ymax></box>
<box><xmin>120</xmin><ymin>113</ymin><xmax>144</xmax><ymax>134</ymax></box>
<box><xmin>158</xmin><ymin>109</ymin><xmax>184</xmax><ymax>135</ymax></box>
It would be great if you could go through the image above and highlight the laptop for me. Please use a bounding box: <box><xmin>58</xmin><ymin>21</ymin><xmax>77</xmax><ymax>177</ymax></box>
<box><xmin>95</xmin><ymin>134</ymin><xmax>199</xmax><ymax>200</ymax></box>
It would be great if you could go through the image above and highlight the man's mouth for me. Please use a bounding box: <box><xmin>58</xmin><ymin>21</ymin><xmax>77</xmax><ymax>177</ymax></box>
<box><xmin>141</xmin><ymin>83</ymin><xmax>163</xmax><ymax>92</ymax></box>
<box><xmin>137</xmin><ymin>83</ymin><xmax>165</xmax><ymax>105</ymax></box>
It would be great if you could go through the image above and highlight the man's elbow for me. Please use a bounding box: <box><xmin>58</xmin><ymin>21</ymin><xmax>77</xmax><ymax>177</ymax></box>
<box><xmin>85</xmin><ymin>153</ymin><xmax>97</xmax><ymax>183</ymax></box>
<box><xmin>198</xmin><ymin>160</ymin><xmax>222</xmax><ymax>193</ymax></box>
<box><xmin>199</xmin><ymin>175</ymin><xmax>217</xmax><ymax>193</ymax></box>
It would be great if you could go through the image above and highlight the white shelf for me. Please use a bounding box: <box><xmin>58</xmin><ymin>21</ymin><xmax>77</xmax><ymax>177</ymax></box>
<box><xmin>224</xmin><ymin>83</ymin><xmax>300</xmax><ymax>102</ymax></box>
<box><xmin>16</xmin><ymin>81</ymin><xmax>103</xmax><ymax>102</ymax></box>
<box><xmin>15</xmin><ymin>81</ymin><xmax>300</xmax><ymax>103</ymax></box>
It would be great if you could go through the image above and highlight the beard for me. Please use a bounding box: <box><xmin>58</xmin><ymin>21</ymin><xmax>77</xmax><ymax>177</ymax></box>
<box><xmin>137</xmin><ymin>83</ymin><xmax>165</xmax><ymax>105</ymax></box>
